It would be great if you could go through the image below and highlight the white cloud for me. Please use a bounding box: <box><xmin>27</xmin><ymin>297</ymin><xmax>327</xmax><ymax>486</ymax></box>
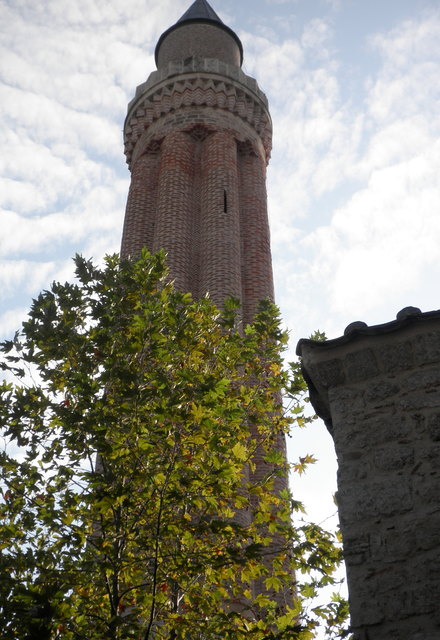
<box><xmin>242</xmin><ymin>14</ymin><xmax>362</xmax><ymax>273</ymax></box>
<box><xmin>0</xmin><ymin>180</ymin><xmax>126</xmax><ymax>257</ymax></box>
<box><xmin>0</xmin><ymin>86</ymin><xmax>122</xmax><ymax>159</ymax></box>
<box><xmin>366</xmin><ymin>13</ymin><xmax>440</xmax><ymax>122</ymax></box>
<box><xmin>321</xmin><ymin>145</ymin><xmax>440</xmax><ymax>312</ymax></box>
<box><xmin>0</xmin><ymin>259</ymin><xmax>57</xmax><ymax>300</ymax></box>
<box><xmin>242</xmin><ymin>33</ymin><xmax>304</xmax><ymax>91</ymax></box>
<box><xmin>0</xmin><ymin>0</ymin><xmax>187</xmax><ymax>336</ymax></box>
<box><xmin>264</xmin><ymin>0</ymin><xmax>299</xmax><ymax>4</ymax></box>
<box><xmin>0</xmin><ymin>308</ymin><xmax>29</xmax><ymax>340</ymax></box>
<box><xmin>274</xmin><ymin>10</ymin><xmax>440</xmax><ymax>341</ymax></box>
<box><xmin>322</xmin><ymin>0</ymin><xmax>342</xmax><ymax>10</ymax></box>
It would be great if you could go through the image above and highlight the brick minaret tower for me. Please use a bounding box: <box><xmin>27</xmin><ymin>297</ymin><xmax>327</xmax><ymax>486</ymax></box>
<box><xmin>121</xmin><ymin>1</ymin><xmax>289</xmax><ymax>607</ymax></box>
<box><xmin>121</xmin><ymin>0</ymin><xmax>274</xmax><ymax>325</ymax></box>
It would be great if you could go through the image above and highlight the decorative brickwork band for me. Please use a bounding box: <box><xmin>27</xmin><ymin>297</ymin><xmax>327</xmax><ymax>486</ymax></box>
<box><xmin>124</xmin><ymin>63</ymin><xmax>272</xmax><ymax>168</ymax></box>
<box><xmin>297</xmin><ymin>308</ymin><xmax>440</xmax><ymax>640</ymax></box>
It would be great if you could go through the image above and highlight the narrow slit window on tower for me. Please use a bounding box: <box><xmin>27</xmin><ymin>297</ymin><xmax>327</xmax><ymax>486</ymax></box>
<box><xmin>223</xmin><ymin>189</ymin><xmax>228</xmax><ymax>213</ymax></box>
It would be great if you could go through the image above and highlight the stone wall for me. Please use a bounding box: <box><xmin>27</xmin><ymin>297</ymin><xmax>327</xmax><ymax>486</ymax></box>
<box><xmin>297</xmin><ymin>307</ymin><xmax>440</xmax><ymax>640</ymax></box>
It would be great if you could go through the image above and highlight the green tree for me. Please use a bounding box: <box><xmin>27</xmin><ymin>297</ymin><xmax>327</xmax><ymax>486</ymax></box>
<box><xmin>0</xmin><ymin>250</ymin><xmax>348</xmax><ymax>639</ymax></box>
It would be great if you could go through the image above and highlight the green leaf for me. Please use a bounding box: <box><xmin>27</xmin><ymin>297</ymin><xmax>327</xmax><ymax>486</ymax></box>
<box><xmin>231</xmin><ymin>442</ymin><xmax>248</xmax><ymax>461</ymax></box>
<box><xmin>0</xmin><ymin>250</ymin><xmax>347</xmax><ymax>640</ymax></box>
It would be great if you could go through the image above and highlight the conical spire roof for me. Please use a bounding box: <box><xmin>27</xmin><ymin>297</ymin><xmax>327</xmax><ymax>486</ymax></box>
<box><xmin>177</xmin><ymin>0</ymin><xmax>223</xmax><ymax>25</ymax></box>
<box><xmin>155</xmin><ymin>0</ymin><xmax>243</xmax><ymax>66</ymax></box>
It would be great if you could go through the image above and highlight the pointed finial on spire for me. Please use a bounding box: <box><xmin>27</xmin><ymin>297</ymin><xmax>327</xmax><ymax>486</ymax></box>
<box><xmin>177</xmin><ymin>0</ymin><xmax>224</xmax><ymax>24</ymax></box>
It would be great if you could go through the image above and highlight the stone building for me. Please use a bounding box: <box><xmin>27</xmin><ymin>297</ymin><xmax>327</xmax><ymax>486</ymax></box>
<box><xmin>297</xmin><ymin>307</ymin><xmax>440</xmax><ymax>639</ymax></box>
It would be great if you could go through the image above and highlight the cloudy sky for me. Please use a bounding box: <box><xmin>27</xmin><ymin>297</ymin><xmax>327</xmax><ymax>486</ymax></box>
<box><xmin>2</xmin><ymin>0</ymin><xmax>440</xmax><ymax>603</ymax></box>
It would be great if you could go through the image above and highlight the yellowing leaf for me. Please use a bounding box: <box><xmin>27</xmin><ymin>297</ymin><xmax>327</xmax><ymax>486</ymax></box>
<box><xmin>231</xmin><ymin>442</ymin><xmax>247</xmax><ymax>461</ymax></box>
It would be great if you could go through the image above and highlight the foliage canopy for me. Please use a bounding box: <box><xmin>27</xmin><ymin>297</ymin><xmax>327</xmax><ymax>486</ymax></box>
<box><xmin>0</xmin><ymin>250</ymin><xmax>348</xmax><ymax>639</ymax></box>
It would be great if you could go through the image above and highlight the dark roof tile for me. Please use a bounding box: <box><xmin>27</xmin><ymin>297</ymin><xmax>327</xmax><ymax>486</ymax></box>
<box><xmin>296</xmin><ymin>308</ymin><xmax>440</xmax><ymax>356</ymax></box>
<box><xmin>177</xmin><ymin>0</ymin><xmax>223</xmax><ymax>25</ymax></box>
